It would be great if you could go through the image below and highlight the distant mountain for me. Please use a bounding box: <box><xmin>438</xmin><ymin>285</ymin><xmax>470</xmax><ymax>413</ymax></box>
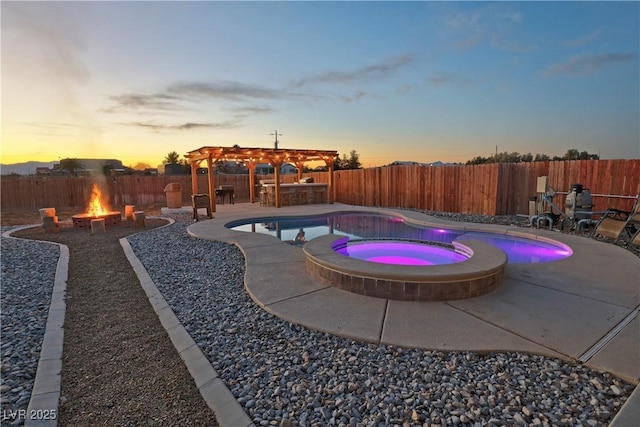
<box><xmin>1</xmin><ymin>161</ymin><xmax>57</xmax><ymax>176</ymax></box>
<box><xmin>388</xmin><ymin>160</ymin><xmax>449</xmax><ymax>167</ymax></box>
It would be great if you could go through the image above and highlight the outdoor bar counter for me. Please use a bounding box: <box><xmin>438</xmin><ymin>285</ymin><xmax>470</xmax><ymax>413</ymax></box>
<box><xmin>261</xmin><ymin>183</ymin><xmax>328</xmax><ymax>206</ymax></box>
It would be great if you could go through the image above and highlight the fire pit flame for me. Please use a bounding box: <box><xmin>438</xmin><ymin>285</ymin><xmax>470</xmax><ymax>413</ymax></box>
<box><xmin>72</xmin><ymin>182</ymin><xmax>122</xmax><ymax>228</ymax></box>
<box><xmin>87</xmin><ymin>183</ymin><xmax>109</xmax><ymax>217</ymax></box>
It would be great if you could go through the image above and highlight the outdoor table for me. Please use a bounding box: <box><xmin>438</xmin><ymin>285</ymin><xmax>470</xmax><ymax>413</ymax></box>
<box><xmin>215</xmin><ymin>186</ymin><xmax>234</xmax><ymax>204</ymax></box>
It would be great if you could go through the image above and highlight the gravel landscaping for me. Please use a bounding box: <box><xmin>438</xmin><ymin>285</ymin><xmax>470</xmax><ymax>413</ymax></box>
<box><xmin>2</xmin><ymin>221</ymin><xmax>217</xmax><ymax>426</ymax></box>
<box><xmin>127</xmin><ymin>216</ymin><xmax>634</xmax><ymax>426</ymax></box>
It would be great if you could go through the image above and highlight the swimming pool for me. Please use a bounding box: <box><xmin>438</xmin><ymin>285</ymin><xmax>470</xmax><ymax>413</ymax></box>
<box><xmin>227</xmin><ymin>212</ymin><xmax>573</xmax><ymax>264</ymax></box>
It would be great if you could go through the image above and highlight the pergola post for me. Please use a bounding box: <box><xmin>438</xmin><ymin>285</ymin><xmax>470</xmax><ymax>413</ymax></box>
<box><xmin>272</xmin><ymin>157</ymin><xmax>284</xmax><ymax>208</ymax></box>
<box><xmin>247</xmin><ymin>161</ymin><xmax>257</xmax><ymax>203</ymax></box>
<box><xmin>207</xmin><ymin>154</ymin><xmax>216</xmax><ymax>213</ymax></box>
<box><xmin>295</xmin><ymin>161</ymin><xmax>305</xmax><ymax>182</ymax></box>
<box><xmin>190</xmin><ymin>160</ymin><xmax>199</xmax><ymax>195</ymax></box>
<box><xmin>321</xmin><ymin>155</ymin><xmax>337</xmax><ymax>204</ymax></box>
<box><xmin>328</xmin><ymin>162</ymin><xmax>335</xmax><ymax>204</ymax></box>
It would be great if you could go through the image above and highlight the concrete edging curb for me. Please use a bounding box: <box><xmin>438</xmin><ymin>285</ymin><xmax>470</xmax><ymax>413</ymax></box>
<box><xmin>3</xmin><ymin>226</ymin><xmax>67</xmax><ymax>427</ymax></box>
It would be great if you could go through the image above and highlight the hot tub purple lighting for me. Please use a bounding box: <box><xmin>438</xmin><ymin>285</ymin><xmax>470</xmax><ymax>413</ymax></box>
<box><xmin>305</xmin><ymin>236</ymin><xmax>508</xmax><ymax>301</ymax></box>
<box><xmin>334</xmin><ymin>240</ymin><xmax>468</xmax><ymax>266</ymax></box>
<box><xmin>454</xmin><ymin>232</ymin><xmax>573</xmax><ymax>263</ymax></box>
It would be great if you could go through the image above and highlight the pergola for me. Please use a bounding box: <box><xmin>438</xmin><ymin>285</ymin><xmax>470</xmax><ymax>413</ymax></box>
<box><xmin>184</xmin><ymin>146</ymin><xmax>338</xmax><ymax>212</ymax></box>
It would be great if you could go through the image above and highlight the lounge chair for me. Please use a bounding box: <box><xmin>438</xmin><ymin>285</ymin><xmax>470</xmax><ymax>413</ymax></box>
<box><xmin>627</xmin><ymin>228</ymin><xmax>640</xmax><ymax>248</ymax></box>
<box><xmin>591</xmin><ymin>194</ymin><xmax>640</xmax><ymax>242</ymax></box>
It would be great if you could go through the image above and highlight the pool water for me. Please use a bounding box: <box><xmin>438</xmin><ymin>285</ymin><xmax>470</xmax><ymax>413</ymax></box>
<box><xmin>334</xmin><ymin>240</ymin><xmax>469</xmax><ymax>266</ymax></box>
<box><xmin>227</xmin><ymin>212</ymin><xmax>572</xmax><ymax>264</ymax></box>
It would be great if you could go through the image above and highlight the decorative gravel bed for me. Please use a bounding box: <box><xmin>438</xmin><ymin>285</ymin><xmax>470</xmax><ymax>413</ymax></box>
<box><xmin>127</xmin><ymin>218</ymin><xmax>634</xmax><ymax>427</ymax></box>
<box><xmin>1</xmin><ymin>229</ymin><xmax>59</xmax><ymax>422</ymax></box>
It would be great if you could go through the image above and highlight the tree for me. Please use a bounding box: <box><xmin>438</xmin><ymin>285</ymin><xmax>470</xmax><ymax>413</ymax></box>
<box><xmin>467</xmin><ymin>156</ymin><xmax>489</xmax><ymax>165</ymax></box>
<box><xmin>465</xmin><ymin>149</ymin><xmax>599</xmax><ymax>164</ymax></box>
<box><xmin>559</xmin><ymin>148</ymin><xmax>599</xmax><ymax>160</ymax></box>
<box><xmin>59</xmin><ymin>158</ymin><xmax>84</xmax><ymax>176</ymax></box>
<box><xmin>132</xmin><ymin>162</ymin><xmax>152</xmax><ymax>170</ymax></box>
<box><xmin>578</xmin><ymin>151</ymin><xmax>599</xmax><ymax>160</ymax></box>
<box><xmin>563</xmin><ymin>149</ymin><xmax>580</xmax><ymax>160</ymax></box>
<box><xmin>346</xmin><ymin>150</ymin><xmax>362</xmax><ymax>169</ymax></box>
<box><xmin>164</xmin><ymin>151</ymin><xmax>182</xmax><ymax>164</ymax></box>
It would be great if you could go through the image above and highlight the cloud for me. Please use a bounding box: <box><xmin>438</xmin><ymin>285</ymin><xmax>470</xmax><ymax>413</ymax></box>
<box><xmin>340</xmin><ymin>90</ymin><xmax>368</xmax><ymax>103</ymax></box>
<box><xmin>103</xmin><ymin>53</ymin><xmax>414</xmax><ymax>132</ymax></box>
<box><xmin>104</xmin><ymin>53</ymin><xmax>413</xmax><ymax>114</ymax></box>
<box><xmin>543</xmin><ymin>52</ymin><xmax>636</xmax><ymax>77</ymax></box>
<box><xmin>104</xmin><ymin>81</ymin><xmax>285</xmax><ymax>117</ymax></box>
<box><xmin>167</xmin><ymin>81</ymin><xmax>283</xmax><ymax>102</ymax></box>
<box><xmin>491</xmin><ymin>35</ymin><xmax>535</xmax><ymax>53</ymax></box>
<box><xmin>441</xmin><ymin>4</ymin><xmax>529</xmax><ymax>53</ymax></box>
<box><xmin>222</xmin><ymin>105</ymin><xmax>276</xmax><ymax>115</ymax></box>
<box><xmin>291</xmin><ymin>54</ymin><xmax>414</xmax><ymax>87</ymax></box>
<box><xmin>454</xmin><ymin>35</ymin><xmax>484</xmax><ymax>50</ymax></box>
<box><xmin>123</xmin><ymin>120</ymin><xmax>240</xmax><ymax>132</ymax></box>
<box><xmin>103</xmin><ymin>93</ymin><xmax>185</xmax><ymax>113</ymax></box>
<box><xmin>444</xmin><ymin>9</ymin><xmax>482</xmax><ymax>30</ymax></box>
<box><xmin>428</xmin><ymin>73</ymin><xmax>469</xmax><ymax>87</ymax></box>
<box><xmin>560</xmin><ymin>28</ymin><xmax>605</xmax><ymax>48</ymax></box>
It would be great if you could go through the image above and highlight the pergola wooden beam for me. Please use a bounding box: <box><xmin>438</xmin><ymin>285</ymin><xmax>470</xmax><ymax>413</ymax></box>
<box><xmin>185</xmin><ymin>146</ymin><xmax>338</xmax><ymax>210</ymax></box>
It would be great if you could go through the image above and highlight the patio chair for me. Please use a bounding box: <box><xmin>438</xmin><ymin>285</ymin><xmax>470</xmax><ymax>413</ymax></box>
<box><xmin>591</xmin><ymin>194</ymin><xmax>640</xmax><ymax>242</ymax></box>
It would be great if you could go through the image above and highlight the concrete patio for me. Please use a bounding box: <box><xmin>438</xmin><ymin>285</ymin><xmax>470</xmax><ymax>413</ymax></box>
<box><xmin>147</xmin><ymin>201</ymin><xmax>639</xmax><ymax>426</ymax></box>
<box><xmin>184</xmin><ymin>202</ymin><xmax>639</xmax><ymax>385</ymax></box>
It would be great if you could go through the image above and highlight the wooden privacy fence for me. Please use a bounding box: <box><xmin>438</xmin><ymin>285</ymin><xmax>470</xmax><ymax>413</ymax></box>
<box><xmin>333</xmin><ymin>159</ymin><xmax>640</xmax><ymax>215</ymax></box>
<box><xmin>0</xmin><ymin>174</ymin><xmax>311</xmax><ymax>212</ymax></box>
<box><xmin>2</xmin><ymin>159</ymin><xmax>638</xmax><ymax>215</ymax></box>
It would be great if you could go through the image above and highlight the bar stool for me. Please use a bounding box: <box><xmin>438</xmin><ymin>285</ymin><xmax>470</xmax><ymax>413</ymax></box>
<box><xmin>259</xmin><ymin>189</ymin><xmax>268</xmax><ymax>206</ymax></box>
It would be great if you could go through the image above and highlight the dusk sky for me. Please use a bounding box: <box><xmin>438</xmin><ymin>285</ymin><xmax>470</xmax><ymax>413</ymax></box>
<box><xmin>2</xmin><ymin>1</ymin><xmax>639</xmax><ymax>168</ymax></box>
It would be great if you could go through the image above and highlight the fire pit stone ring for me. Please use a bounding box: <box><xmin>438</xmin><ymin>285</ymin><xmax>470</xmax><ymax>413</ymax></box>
<box><xmin>72</xmin><ymin>212</ymin><xmax>122</xmax><ymax>228</ymax></box>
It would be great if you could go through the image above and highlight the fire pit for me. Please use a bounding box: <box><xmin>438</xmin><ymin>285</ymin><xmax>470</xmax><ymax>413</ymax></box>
<box><xmin>72</xmin><ymin>212</ymin><xmax>122</xmax><ymax>228</ymax></box>
<box><xmin>72</xmin><ymin>183</ymin><xmax>122</xmax><ymax>228</ymax></box>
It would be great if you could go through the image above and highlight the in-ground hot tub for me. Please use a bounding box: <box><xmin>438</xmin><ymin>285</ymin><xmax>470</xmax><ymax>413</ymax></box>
<box><xmin>304</xmin><ymin>235</ymin><xmax>507</xmax><ymax>302</ymax></box>
<box><xmin>334</xmin><ymin>239</ymin><xmax>468</xmax><ymax>266</ymax></box>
